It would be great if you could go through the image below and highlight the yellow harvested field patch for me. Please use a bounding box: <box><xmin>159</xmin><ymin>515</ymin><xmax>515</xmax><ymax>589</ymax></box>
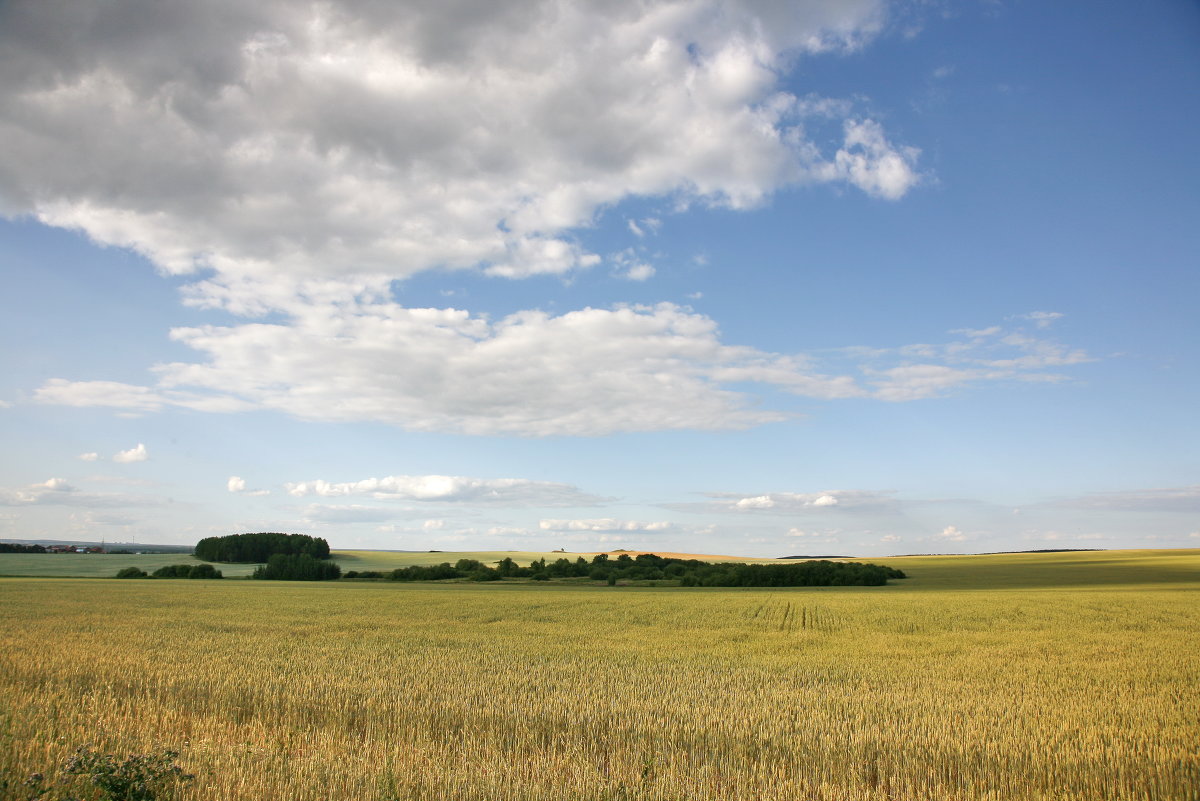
<box><xmin>586</xmin><ymin>549</ymin><xmax>768</xmax><ymax>561</ymax></box>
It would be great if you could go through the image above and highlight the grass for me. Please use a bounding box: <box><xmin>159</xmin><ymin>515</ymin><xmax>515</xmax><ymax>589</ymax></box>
<box><xmin>848</xmin><ymin>548</ymin><xmax>1200</xmax><ymax>590</ymax></box>
<box><xmin>0</xmin><ymin>552</ymin><xmax>260</xmax><ymax>578</ymax></box>
<box><xmin>0</xmin><ymin>548</ymin><xmax>767</xmax><ymax>579</ymax></box>
<box><xmin>0</xmin><ymin>549</ymin><xmax>1196</xmax><ymax>800</ymax></box>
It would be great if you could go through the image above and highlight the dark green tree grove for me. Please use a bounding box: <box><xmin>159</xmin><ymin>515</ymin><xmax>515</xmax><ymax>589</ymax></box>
<box><xmin>252</xmin><ymin>553</ymin><xmax>342</xmax><ymax>581</ymax></box>
<box><xmin>194</xmin><ymin>532</ymin><xmax>330</xmax><ymax>563</ymax></box>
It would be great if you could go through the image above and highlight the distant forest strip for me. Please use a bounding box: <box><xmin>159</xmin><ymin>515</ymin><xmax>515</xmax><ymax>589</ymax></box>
<box><xmin>194</xmin><ymin>533</ymin><xmax>331</xmax><ymax>563</ymax></box>
<box><xmin>0</xmin><ymin>543</ymin><xmax>47</xmax><ymax>553</ymax></box>
<box><xmin>346</xmin><ymin>553</ymin><xmax>907</xmax><ymax>587</ymax></box>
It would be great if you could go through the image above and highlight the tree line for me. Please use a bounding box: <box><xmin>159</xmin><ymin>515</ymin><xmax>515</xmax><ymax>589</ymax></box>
<box><xmin>116</xmin><ymin>564</ymin><xmax>223</xmax><ymax>579</ymax></box>
<box><xmin>252</xmin><ymin>553</ymin><xmax>342</xmax><ymax>581</ymax></box>
<box><xmin>194</xmin><ymin>532</ymin><xmax>330</xmax><ymax>562</ymax></box>
<box><xmin>346</xmin><ymin>553</ymin><xmax>906</xmax><ymax>586</ymax></box>
<box><xmin>0</xmin><ymin>542</ymin><xmax>47</xmax><ymax>553</ymax></box>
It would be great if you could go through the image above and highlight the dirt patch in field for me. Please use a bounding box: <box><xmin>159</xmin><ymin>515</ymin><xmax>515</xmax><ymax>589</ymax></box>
<box><xmin>583</xmin><ymin>550</ymin><xmax>768</xmax><ymax>562</ymax></box>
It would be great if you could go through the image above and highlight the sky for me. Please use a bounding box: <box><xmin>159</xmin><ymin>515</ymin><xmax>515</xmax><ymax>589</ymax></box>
<box><xmin>1</xmin><ymin>0</ymin><xmax>1198</xmax><ymax>557</ymax></box>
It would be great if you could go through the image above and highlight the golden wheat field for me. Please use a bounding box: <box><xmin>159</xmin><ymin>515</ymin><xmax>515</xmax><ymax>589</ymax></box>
<box><xmin>1</xmin><ymin>550</ymin><xmax>1198</xmax><ymax>801</ymax></box>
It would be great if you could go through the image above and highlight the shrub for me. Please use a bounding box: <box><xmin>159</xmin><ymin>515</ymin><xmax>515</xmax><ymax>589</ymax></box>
<box><xmin>470</xmin><ymin>570</ymin><xmax>503</xmax><ymax>582</ymax></box>
<box><xmin>151</xmin><ymin>564</ymin><xmax>222</xmax><ymax>579</ymax></box>
<box><xmin>61</xmin><ymin>745</ymin><xmax>194</xmax><ymax>801</ymax></box>
<box><xmin>187</xmin><ymin>563</ymin><xmax>223</xmax><ymax>579</ymax></box>
<box><xmin>115</xmin><ymin>567</ymin><xmax>148</xmax><ymax>579</ymax></box>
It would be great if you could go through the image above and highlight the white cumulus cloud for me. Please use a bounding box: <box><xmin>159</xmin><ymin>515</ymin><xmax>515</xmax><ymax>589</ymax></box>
<box><xmin>31</xmin><ymin>286</ymin><xmax>1090</xmax><ymax>438</ymax></box>
<box><xmin>720</xmin><ymin>489</ymin><xmax>888</xmax><ymax>513</ymax></box>
<box><xmin>113</xmin><ymin>443</ymin><xmax>148</xmax><ymax>463</ymax></box>
<box><xmin>0</xmin><ymin>0</ymin><xmax>912</xmax><ymax>313</ymax></box>
<box><xmin>227</xmin><ymin>476</ymin><xmax>270</xmax><ymax>496</ymax></box>
<box><xmin>938</xmin><ymin>525</ymin><xmax>966</xmax><ymax>541</ymax></box>
<box><xmin>34</xmin><ymin>302</ymin><xmax>864</xmax><ymax>436</ymax></box>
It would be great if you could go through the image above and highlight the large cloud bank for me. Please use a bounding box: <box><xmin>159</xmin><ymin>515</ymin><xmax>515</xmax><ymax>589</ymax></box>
<box><xmin>0</xmin><ymin>0</ymin><xmax>916</xmax><ymax>308</ymax></box>
<box><xmin>2</xmin><ymin>1</ymin><xmax>1088</xmax><ymax>437</ymax></box>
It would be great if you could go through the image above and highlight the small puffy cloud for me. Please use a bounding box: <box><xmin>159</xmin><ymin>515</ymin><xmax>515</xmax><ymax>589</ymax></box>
<box><xmin>611</xmin><ymin>248</ymin><xmax>656</xmax><ymax>282</ymax></box>
<box><xmin>786</xmin><ymin>528</ymin><xmax>841</xmax><ymax>543</ymax></box>
<box><xmin>880</xmin><ymin>534</ymin><xmax>901</xmax><ymax>543</ymax></box>
<box><xmin>819</xmin><ymin>119</ymin><xmax>922</xmax><ymax>201</ymax></box>
<box><xmin>78</xmin><ymin>452</ymin><xmax>99</xmax><ymax>462</ymax></box>
<box><xmin>717</xmin><ymin>489</ymin><xmax>891</xmax><ymax>514</ymax></box>
<box><xmin>113</xmin><ymin>443</ymin><xmax>148</xmax><ymax>463</ymax></box>
<box><xmin>227</xmin><ymin>476</ymin><xmax>270</xmax><ymax>496</ymax></box>
<box><xmin>539</xmin><ymin>519</ymin><xmax>673</xmax><ymax>532</ymax></box>
<box><xmin>623</xmin><ymin>263</ymin><xmax>656</xmax><ymax>282</ymax></box>
<box><xmin>39</xmin><ymin>478</ymin><xmax>75</xmax><ymax>492</ymax></box>
<box><xmin>735</xmin><ymin>495</ymin><xmax>775</xmax><ymax>510</ymax></box>
<box><xmin>938</xmin><ymin>525</ymin><xmax>966</xmax><ymax>541</ymax></box>
<box><xmin>422</xmin><ymin>519</ymin><xmax>446</xmax><ymax>530</ymax></box>
<box><xmin>285</xmin><ymin>474</ymin><xmax>606</xmax><ymax>506</ymax></box>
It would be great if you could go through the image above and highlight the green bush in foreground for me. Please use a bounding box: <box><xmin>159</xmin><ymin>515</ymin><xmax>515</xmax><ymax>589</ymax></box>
<box><xmin>62</xmin><ymin>746</ymin><xmax>194</xmax><ymax>801</ymax></box>
<box><xmin>7</xmin><ymin>746</ymin><xmax>194</xmax><ymax>801</ymax></box>
<box><xmin>115</xmin><ymin>567</ymin><xmax>148</xmax><ymax>579</ymax></box>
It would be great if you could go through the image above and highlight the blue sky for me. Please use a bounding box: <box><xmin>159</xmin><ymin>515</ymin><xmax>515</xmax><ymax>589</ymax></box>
<box><xmin>1</xmin><ymin>0</ymin><xmax>1197</xmax><ymax>556</ymax></box>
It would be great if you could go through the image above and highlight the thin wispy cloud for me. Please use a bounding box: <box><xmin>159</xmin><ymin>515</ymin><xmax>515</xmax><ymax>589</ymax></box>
<box><xmin>285</xmin><ymin>474</ymin><xmax>608</xmax><ymax>507</ymax></box>
<box><xmin>33</xmin><ymin>311</ymin><xmax>1090</xmax><ymax>436</ymax></box>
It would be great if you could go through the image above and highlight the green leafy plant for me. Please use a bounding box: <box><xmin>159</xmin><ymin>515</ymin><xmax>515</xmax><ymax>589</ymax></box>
<box><xmin>61</xmin><ymin>746</ymin><xmax>194</xmax><ymax>801</ymax></box>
